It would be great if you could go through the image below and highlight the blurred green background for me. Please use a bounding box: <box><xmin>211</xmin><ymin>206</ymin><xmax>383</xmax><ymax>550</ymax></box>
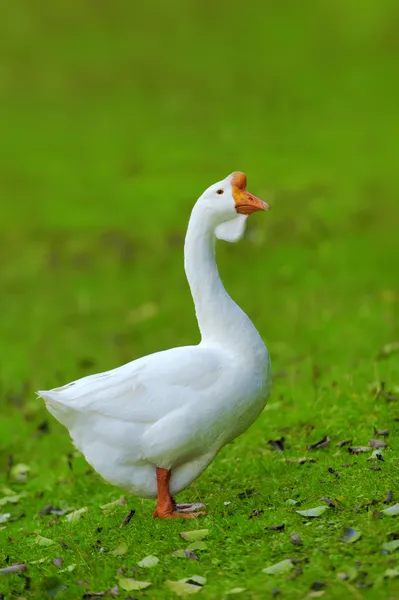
<box><xmin>0</xmin><ymin>0</ymin><xmax>398</xmax><ymax>452</ymax></box>
<box><xmin>1</xmin><ymin>1</ymin><xmax>399</xmax><ymax>597</ymax></box>
<box><xmin>1</xmin><ymin>0</ymin><xmax>398</xmax><ymax>419</ymax></box>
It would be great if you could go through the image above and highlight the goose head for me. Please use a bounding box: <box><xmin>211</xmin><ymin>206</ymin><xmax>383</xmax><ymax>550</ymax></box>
<box><xmin>197</xmin><ymin>172</ymin><xmax>270</xmax><ymax>242</ymax></box>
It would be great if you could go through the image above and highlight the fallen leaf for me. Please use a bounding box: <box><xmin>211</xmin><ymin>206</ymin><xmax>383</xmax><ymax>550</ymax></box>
<box><xmin>187</xmin><ymin>541</ymin><xmax>207</xmax><ymax>551</ymax></box>
<box><xmin>0</xmin><ymin>513</ymin><xmax>11</xmax><ymax>524</ymax></box>
<box><xmin>39</xmin><ymin>505</ymin><xmax>74</xmax><ymax>517</ymax></box>
<box><xmin>321</xmin><ymin>497</ymin><xmax>335</xmax><ymax>508</ymax></box>
<box><xmin>286</xmin><ymin>566</ymin><xmax>303</xmax><ymax>580</ymax></box>
<box><xmin>108</xmin><ymin>585</ymin><xmax>119</xmax><ymax>596</ymax></box>
<box><xmin>307</xmin><ymin>436</ymin><xmax>330</xmax><ymax>451</ymax></box>
<box><xmin>39</xmin><ymin>505</ymin><xmax>54</xmax><ymax>516</ymax></box>
<box><xmin>266</xmin><ymin>524</ymin><xmax>285</xmax><ymax>532</ymax></box>
<box><xmin>369</xmin><ymin>439</ymin><xmax>387</xmax><ymax>449</ymax></box>
<box><xmin>121</xmin><ymin>510</ymin><xmax>135</xmax><ymax>527</ymax></box>
<box><xmin>137</xmin><ymin>555</ymin><xmax>159</xmax><ymax>568</ymax></box>
<box><xmin>9</xmin><ymin>463</ymin><xmax>30</xmax><ymax>482</ymax></box>
<box><xmin>348</xmin><ymin>446</ymin><xmax>369</xmax><ymax>454</ymax></box>
<box><xmin>65</xmin><ymin>507</ymin><xmax>87</xmax><ymax>522</ymax></box>
<box><xmin>342</xmin><ymin>528</ymin><xmax>361</xmax><ymax>543</ymax></box>
<box><xmin>310</xmin><ymin>581</ymin><xmax>327</xmax><ymax>590</ymax></box>
<box><xmin>262</xmin><ymin>559</ymin><xmax>294</xmax><ymax>575</ymax></box>
<box><xmin>295</xmin><ymin>506</ymin><xmax>328</xmax><ymax>518</ymax></box>
<box><xmin>100</xmin><ymin>497</ymin><xmax>127</xmax><ymax>510</ymax></box>
<box><xmin>268</xmin><ymin>438</ymin><xmax>285</xmax><ymax>453</ymax></box>
<box><xmin>30</xmin><ymin>556</ymin><xmax>50</xmax><ymax>564</ymax></box>
<box><xmin>164</xmin><ymin>580</ymin><xmax>202</xmax><ymax>596</ymax></box>
<box><xmin>384</xmin><ymin>491</ymin><xmax>394</xmax><ymax>504</ymax></box>
<box><xmin>118</xmin><ymin>577</ymin><xmax>152</xmax><ymax>591</ymax></box>
<box><xmin>173</xmin><ymin>549</ymin><xmax>199</xmax><ymax>560</ymax></box>
<box><xmin>384</xmin><ymin>568</ymin><xmax>399</xmax><ymax>578</ymax></box>
<box><xmin>336</xmin><ymin>439</ymin><xmax>352</xmax><ymax>448</ymax></box>
<box><xmin>180</xmin><ymin>529</ymin><xmax>209</xmax><ymax>542</ymax></box>
<box><xmin>0</xmin><ymin>493</ymin><xmax>25</xmax><ymax>507</ymax></box>
<box><xmin>285</xmin><ymin>457</ymin><xmax>316</xmax><ymax>464</ymax></box>
<box><xmin>52</xmin><ymin>558</ymin><xmax>63</xmax><ymax>568</ymax></box>
<box><xmin>307</xmin><ymin>592</ymin><xmax>325</xmax><ymax>598</ymax></box>
<box><xmin>34</xmin><ymin>535</ymin><xmax>55</xmax><ymax>546</ymax></box>
<box><xmin>290</xmin><ymin>533</ymin><xmax>303</xmax><ymax>545</ymax></box>
<box><xmin>368</xmin><ymin>449</ymin><xmax>384</xmax><ymax>461</ymax></box>
<box><xmin>0</xmin><ymin>562</ymin><xmax>27</xmax><ymax>574</ymax></box>
<box><xmin>226</xmin><ymin>588</ymin><xmax>246</xmax><ymax>595</ymax></box>
<box><xmin>381</xmin><ymin>504</ymin><xmax>399</xmax><ymax>516</ymax></box>
<box><xmin>184</xmin><ymin>576</ymin><xmax>206</xmax><ymax>585</ymax></box>
<box><xmin>111</xmin><ymin>541</ymin><xmax>128</xmax><ymax>556</ymax></box>
<box><xmin>286</xmin><ymin>499</ymin><xmax>299</xmax><ymax>505</ymax></box>
<box><xmin>373</xmin><ymin>427</ymin><xmax>389</xmax><ymax>437</ymax></box>
<box><xmin>58</xmin><ymin>564</ymin><xmax>76</xmax><ymax>573</ymax></box>
<box><xmin>83</xmin><ymin>588</ymin><xmax>118</xmax><ymax>599</ymax></box>
<box><xmin>382</xmin><ymin>540</ymin><xmax>399</xmax><ymax>552</ymax></box>
<box><xmin>248</xmin><ymin>509</ymin><xmax>264</xmax><ymax>519</ymax></box>
<box><xmin>377</xmin><ymin>341</ymin><xmax>399</xmax><ymax>359</ymax></box>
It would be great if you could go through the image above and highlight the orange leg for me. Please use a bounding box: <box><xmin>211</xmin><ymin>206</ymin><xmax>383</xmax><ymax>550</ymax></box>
<box><xmin>153</xmin><ymin>467</ymin><xmax>206</xmax><ymax>519</ymax></box>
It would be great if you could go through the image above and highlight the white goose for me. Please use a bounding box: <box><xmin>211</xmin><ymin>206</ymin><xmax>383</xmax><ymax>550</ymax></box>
<box><xmin>38</xmin><ymin>172</ymin><xmax>271</xmax><ymax>519</ymax></box>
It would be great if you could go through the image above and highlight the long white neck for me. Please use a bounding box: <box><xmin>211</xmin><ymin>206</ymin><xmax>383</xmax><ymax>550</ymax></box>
<box><xmin>184</xmin><ymin>203</ymin><xmax>266</xmax><ymax>357</ymax></box>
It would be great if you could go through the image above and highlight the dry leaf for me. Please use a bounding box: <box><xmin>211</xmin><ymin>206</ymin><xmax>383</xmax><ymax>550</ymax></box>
<box><xmin>268</xmin><ymin>438</ymin><xmax>285</xmax><ymax>453</ymax></box>
<box><xmin>295</xmin><ymin>506</ymin><xmax>328</xmax><ymax>518</ymax></box>
<box><xmin>111</xmin><ymin>541</ymin><xmax>128</xmax><ymax>556</ymax></box>
<box><xmin>164</xmin><ymin>580</ymin><xmax>202</xmax><ymax>596</ymax></box>
<box><xmin>173</xmin><ymin>549</ymin><xmax>199</xmax><ymax>560</ymax></box>
<box><xmin>336</xmin><ymin>439</ymin><xmax>352</xmax><ymax>448</ymax></box>
<box><xmin>52</xmin><ymin>558</ymin><xmax>63</xmax><ymax>568</ymax></box>
<box><xmin>118</xmin><ymin>577</ymin><xmax>152</xmax><ymax>591</ymax></box>
<box><xmin>187</xmin><ymin>541</ymin><xmax>207</xmax><ymax>551</ymax></box>
<box><xmin>65</xmin><ymin>507</ymin><xmax>87</xmax><ymax>522</ymax></box>
<box><xmin>0</xmin><ymin>513</ymin><xmax>11</xmax><ymax>524</ymax></box>
<box><xmin>34</xmin><ymin>535</ymin><xmax>55</xmax><ymax>546</ymax></box>
<box><xmin>348</xmin><ymin>446</ymin><xmax>369</xmax><ymax>454</ymax></box>
<box><xmin>0</xmin><ymin>562</ymin><xmax>27</xmax><ymax>574</ymax></box>
<box><xmin>100</xmin><ymin>497</ymin><xmax>127</xmax><ymax>510</ymax></box>
<box><xmin>382</xmin><ymin>539</ymin><xmax>399</xmax><ymax>552</ymax></box>
<box><xmin>381</xmin><ymin>504</ymin><xmax>399</xmax><ymax>516</ymax></box>
<box><xmin>180</xmin><ymin>529</ymin><xmax>209</xmax><ymax>542</ymax></box>
<box><xmin>369</xmin><ymin>439</ymin><xmax>387</xmax><ymax>449</ymax></box>
<box><xmin>9</xmin><ymin>463</ymin><xmax>30</xmax><ymax>482</ymax></box>
<box><xmin>137</xmin><ymin>555</ymin><xmax>159</xmax><ymax>568</ymax></box>
<box><xmin>307</xmin><ymin>436</ymin><xmax>330</xmax><ymax>451</ymax></box>
<box><xmin>262</xmin><ymin>559</ymin><xmax>294</xmax><ymax>575</ymax></box>
<box><xmin>121</xmin><ymin>510</ymin><xmax>135</xmax><ymax>527</ymax></box>
<box><xmin>342</xmin><ymin>528</ymin><xmax>361</xmax><ymax>543</ymax></box>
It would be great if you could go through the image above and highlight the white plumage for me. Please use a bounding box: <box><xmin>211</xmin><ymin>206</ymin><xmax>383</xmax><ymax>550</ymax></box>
<box><xmin>38</xmin><ymin>171</ymin><xmax>271</xmax><ymax>516</ymax></box>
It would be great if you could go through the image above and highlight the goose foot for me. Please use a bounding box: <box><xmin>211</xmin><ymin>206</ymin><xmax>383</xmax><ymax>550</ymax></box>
<box><xmin>153</xmin><ymin>467</ymin><xmax>207</xmax><ymax>519</ymax></box>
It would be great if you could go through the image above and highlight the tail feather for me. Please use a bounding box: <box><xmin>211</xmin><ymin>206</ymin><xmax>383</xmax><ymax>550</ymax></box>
<box><xmin>37</xmin><ymin>390</ymin><xmax>78</xmax><ymax>429</ymax></box>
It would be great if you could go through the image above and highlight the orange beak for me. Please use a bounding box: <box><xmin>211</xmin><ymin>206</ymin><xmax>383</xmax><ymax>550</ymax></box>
<box><xmin>231</xmin><ymin>171</ymin><xmax>270</xmax><ymax>215</ymax></box>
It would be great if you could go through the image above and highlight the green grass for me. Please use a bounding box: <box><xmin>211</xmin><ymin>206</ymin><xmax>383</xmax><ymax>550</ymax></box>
<box><xmin>1</xmin><ymin>0</ymin><xmax>399</xmax><ymax>598</ymax></box>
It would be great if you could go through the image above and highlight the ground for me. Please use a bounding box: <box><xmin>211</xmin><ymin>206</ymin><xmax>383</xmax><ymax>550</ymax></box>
<box><xmin>1</xmin><ymin>1</ymin><xmax>399</xmax><ymax>598</ymax></box>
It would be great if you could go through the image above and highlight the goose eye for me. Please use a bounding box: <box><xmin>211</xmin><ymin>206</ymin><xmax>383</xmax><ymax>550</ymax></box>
<box><xmin>216</xmin><ymin>189</ymin><xmax>224</xmax><ymax>195</ymax></box>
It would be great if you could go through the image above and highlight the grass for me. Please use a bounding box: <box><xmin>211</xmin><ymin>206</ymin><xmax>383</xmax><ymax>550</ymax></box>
<box><xmin>1</xmin><ymin>0</ymin><xmax>399</xmax><ymax>598</ymax></box>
